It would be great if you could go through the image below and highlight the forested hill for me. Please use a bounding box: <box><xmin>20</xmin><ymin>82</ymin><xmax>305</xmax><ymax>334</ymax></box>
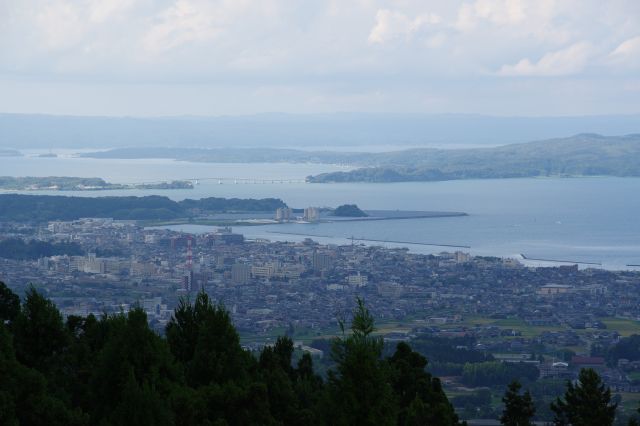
<box><xmin>307</xmin><ymin>134</ymin><xmax>640</xmax><ymax>183</ymax></box>
<box><xmin>82</xmin><ymin>134</ymin><xmax>640</xmax><ymax>182</ymax></box>
<box><xmin>0</xmin><ymin>286</ymin><xmax>462</xmax><ymax>425</ymax></box>
<box><xmin>0</xmin><ymin>194</ymin><xmax>286</xmax><ymax>221</ymax></box>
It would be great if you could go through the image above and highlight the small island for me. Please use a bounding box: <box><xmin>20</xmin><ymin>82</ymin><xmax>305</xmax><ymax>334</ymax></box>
<box><xmin>0</xmin><ymin>176</ymin><xmax>194</xmax><ymax>191</ymax></box>
<box><xmin>332</xmin><ymin>204</ymin><xmax>368</xmax><ymax>217</ymax></box>
<box><xmin>135</xmin><ymin>181</ymin><xmax>194</xmax><ymax>190</ymax></box>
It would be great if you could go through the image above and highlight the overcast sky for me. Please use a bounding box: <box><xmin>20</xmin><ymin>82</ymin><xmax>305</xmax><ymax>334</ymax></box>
<box><xmin>1</xmin><ymin>0</ymin><xmax>639</xmax><ymax>116</ymax></box>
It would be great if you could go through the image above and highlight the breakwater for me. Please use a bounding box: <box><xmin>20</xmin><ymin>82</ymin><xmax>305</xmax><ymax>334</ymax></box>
<box><xmin>266</xmin><ymin>231</ymin><xmax>470</xmax><ymax>249</ymax></box>
<box><xmin>520</xmin><ymin>254</ymin><xmax>602</xmax><ymax>266</ymax></box>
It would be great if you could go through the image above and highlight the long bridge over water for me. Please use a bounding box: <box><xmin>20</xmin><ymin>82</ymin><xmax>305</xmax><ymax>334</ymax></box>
<box><xmin>123</xmin><ymin>177</ymin><xmax>308</xmax><ymax>185</ymax></box>
<box><xmin>192</xmin><ymin>177</ymin><xmax>307</xmax><ymax>184</ymax></box>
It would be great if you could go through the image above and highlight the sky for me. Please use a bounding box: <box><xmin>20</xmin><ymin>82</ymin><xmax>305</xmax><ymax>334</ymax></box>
<box><xmin>0</xmin><ymin>0</ymin><xmax>639</xmax><ymax>116</ymax></box>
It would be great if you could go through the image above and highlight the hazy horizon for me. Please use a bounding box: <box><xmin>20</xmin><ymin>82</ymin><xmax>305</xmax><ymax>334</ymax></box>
<box><xmin>2</xmin><ymin>112</ymin><xmax>639</xmax><ymax>150</ymax></box>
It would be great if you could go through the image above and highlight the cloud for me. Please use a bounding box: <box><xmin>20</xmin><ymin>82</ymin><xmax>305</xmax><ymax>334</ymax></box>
<box><xmin>0</xmin><ymin>1</ymin><xmax>639</xmax><ymax>115</ymax></box>
<box><xmin>497</xmin><ymin>42</ymin><xmax>593</xmax><ymax>76</ymax></box>
<box><xmin>474</xmin><ymin>0</ymin><xmax>526</xmax><ymax>25</ymax></box>
<box><xmin>368</xmin><ymin>9</ymin><xmax>441</xmax><ymax>44</ymax></box>
<box><xmin>453</xmin><ymin>0</ymin><xmax>575</xmax><ymax>44</ymax></box>
<box><xmin>141</xmin><ymin>1</ymin><xmax>224</xmax><ymax>54</ymax></box>
<box><xmin>88</xmin><ymin>0</ymin><xmax>137</xmax><ymax>23</ymax></box>
<box><xmin>455</xmin><ymin>0</ymin><xmax>526</xmax><ymax>31</ymax></box>
<box><xmin>608</xmin><ymin>35</ymin><xmax>640</xmax><ymax>69</ymax></box>
<box><xmin>34</xmin><ymin>1</ymin><xmax>87</xmax><ymax>51</ymax></box>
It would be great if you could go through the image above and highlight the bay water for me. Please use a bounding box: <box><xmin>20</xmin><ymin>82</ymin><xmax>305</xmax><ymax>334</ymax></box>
<box><xmin>1</xmin><ymin>154</ymin><xmax>638</xmax><ymax>269</ymax></box>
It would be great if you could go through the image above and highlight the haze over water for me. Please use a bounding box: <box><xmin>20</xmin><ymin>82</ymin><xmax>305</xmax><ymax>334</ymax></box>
<box><xmin>2</xmin><ymin>154</ymin><xmax>639</xmax><ymax>270</ymax></box>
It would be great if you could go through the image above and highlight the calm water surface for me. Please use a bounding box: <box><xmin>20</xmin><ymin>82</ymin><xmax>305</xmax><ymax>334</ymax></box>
<box><xmin>1</xmin><ymin>155</ymin><xmax>638</xmax><ymax>270</ymax></box>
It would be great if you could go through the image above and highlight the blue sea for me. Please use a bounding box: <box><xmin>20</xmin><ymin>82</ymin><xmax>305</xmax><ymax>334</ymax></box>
<box><xmin>1</xmin><ymin>153</ymin><xmax>639</xmax><ymax>270</ymax></box>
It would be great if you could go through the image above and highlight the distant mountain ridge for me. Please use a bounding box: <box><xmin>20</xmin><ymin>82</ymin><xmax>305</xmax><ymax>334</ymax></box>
<box><xmin>80</xmin><ymin>134</ymin><xmax>640</xmax><ymax>182</ymax></box>
<box><xmin>307</xmin><ymin>133</ymin><xmax>640</xmax><ymax>183</ymax></box>
<box><xmin>1</xmin><ymin>112</ymin><xmax>639</xmax><ymax>149</ymax></box>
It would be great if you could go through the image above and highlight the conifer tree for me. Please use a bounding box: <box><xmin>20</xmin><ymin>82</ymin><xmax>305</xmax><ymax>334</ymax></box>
<box><xmin>500</xmin><ymin>380</ymin><xmax>535</xmax><ymax>426</ymax></box>
<box><xmin>389</xmin><ymin>341</ymin><xmax>461</xmax><ymax>426</ymax></box>
<box><xmin>326</xmin><ymin>298</ymin><xmax>397</xmax><ymax>426</ymax></box>
<box><xmin>551</xmin><ymin>368</ymin><xmax>617</xmax><ymax>426</ymax></box>
<box><xmin>0</xmin><ymin>285</ymin><xmax>466</xmax><ymax>426</ymax></box>
<box><xmin>89</xmin><ymin>308</ymin><xmax>178</xmax><ymax>425</ymax></box>
<box><xmin>628</xmin><ymin>403</ymin><xmax>640</xmax><ymax>426</ymax></box>
<box><xmin>165</xmin><ymin>291</ymin><xmax>275</xmax><ymax>425</ymax></box>
<box><xmin>0</xmin><ymin>322</ymin><xmax>86</xmax><ymax>426</ymax></box>
<box><xmin>166</xmin><ymin>291</ymin><xmax>251</xmax><ymax>387</ymax></box>
<box><xmin>12</xmin><ymin>286</ymin><xmax>69</xmax><ymax>373</ymax></box>
<box><xmin>0</xmin><ymin>281</ymin><xmax>19</xmax><ymax>323</ymax></box>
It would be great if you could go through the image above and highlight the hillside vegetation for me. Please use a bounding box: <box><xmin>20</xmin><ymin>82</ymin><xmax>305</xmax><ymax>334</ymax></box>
<box><xmin>308</xmin><ymin>134</ymin><xmax>640</xmax><ymax>182</ymax></box>
<box><xmin>0</xmin><ymin>286</ymin><xmax>462</xmax><ymax>425</ymax></box>
<box><xmin>0</xmin><ymin>194</ymin><xmax>286</xmax><ymax>221</ymax></box>
<box><xmin>82</xmin><ymin>134</ymin><xmax>640</xmax><ymax>183</ymax></box>
<box><xmin>332</xmin><ymin>204</ymin><xmax>368</xmax><ymax>217</ymax></box>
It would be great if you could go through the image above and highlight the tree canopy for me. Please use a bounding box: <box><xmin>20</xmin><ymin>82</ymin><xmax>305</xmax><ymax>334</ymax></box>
<box><xmin>0</xmin><ymin>281</ymin><xmax>631</xmax><ymax>425</ymax></box>
<box><xmin>500</xmin><ymin>380</ymin><xmax>535</xmax><ymax>426</ymax></box>
<box><xmin>551</xmin><ymin>368</ymin><xmax>617</xmax><ymax>426</ymax></box>
<box><xmin>0</xmin><ymin>285</ymin><xmax>465</xmax><ymax>425</ymax></box>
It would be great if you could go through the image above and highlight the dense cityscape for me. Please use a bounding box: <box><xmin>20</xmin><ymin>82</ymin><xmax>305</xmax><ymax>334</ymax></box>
<box><xmin>2</xmin><ymin>2</ymin><xmax>639</xmax><ymax>423</ymax></box>
<box><xmin>3</xmin><ymin>214</ymin><xmax>640</xmax><ymax>422</ymax></box>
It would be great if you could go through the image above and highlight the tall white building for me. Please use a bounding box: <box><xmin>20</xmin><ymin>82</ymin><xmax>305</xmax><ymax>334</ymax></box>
<box><xmin>303</xmin><ymin>207</ymin><xmax>320</xmax><ymax>222</ymax></box>
<box><xmin>275</xmin><ymin>207</ymin><xmax>293</xmax><ymax>222</ymax></box>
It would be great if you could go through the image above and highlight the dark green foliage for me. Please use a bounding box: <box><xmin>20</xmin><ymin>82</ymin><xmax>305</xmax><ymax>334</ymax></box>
<box><xmin>628</xmin><ymin>403</ymin><xmax>640</xmax><ymax>426</ymax></box>
<box><xmin>166</xmin><ymin>292</ymin><xmax>250</xmax><ymax>386</ymax></box>
<box><xmin>294</xmin><ymin>353</ymin><xmax>324</xmax><ymax>421</ymax></box>
<box><xmin>410</xmin><ymin>335</ymin><xmax>493</xmax><ymax>364</ymax></box>
<box><xmin>0</xmin><ymin>287</ymin><xmax>506</xmax><ymax>425</ymax></box>
<box><xmin>12</xmin><ymin>286</ymin><xmax>69</xmax><ymax>372</ymax></box>
<box><xmin>0</xmin><ymin>194</ymin><xmax>183</xmax><ymax>221</ymax></box>
<box><xmin>0</xmin><ymin>323</ymin><xmax>86</xmax><ymax>426</ymax></box>
<box><xmin>88</xmin><ymin>308</ymin><xmax>179</xmax><ymax>425</ymax></box>
<box><xmin>0</xmin><ymin>176</ymin><xmax>192</xmax><ymax>191</ymax></box>
<box><xmin>551</xmin><ymin>368</ymin><xmax>617</xmax><ymax>426</ymax></box>
<box><xmin>258</xmin><ymin>337</ymin><xmax>298</xmax><ymax>423</ymax></box>
<box><xmin>428</xmin><ymin>361</ymin><xmax>465</xmax><ymax>376</ymax></box>
<box><xmin>325</xmin><ymin>299</ymin><xmax>397</xmax><ymax>426</ymax></box>
<box><xmin>0</xmin><ymin>282</ymin><xmax>20</xmax><ymax>322</ymax></box>
<box><xmin>180</xmin><ymin>197</ymin><xmax>286</xmax><ymax>212</ymax></box>
<box><xmin>0</xmin><ymin>176</ymin><xmax>110</xmax><ymax>190</ymax></box>
<box><xmin>258</xmin><ymin>336</ymin><xmax>325</xmax><ymax>425</ymax></box>
<box><xmin>332</xmin><ymin>204</ymin><xmax>368</xmax><ymax>217</ymax></box>
<box><xmin>388</xmin><ymin>342</ymin><xmax>460</xmax><ymax>425</ymax></box>
<box><xmin>0</xmin><ymin>286</ymin><xmax>629</xmax><ymax>425</ymax></box>
<box><xmin>608</xmin><ymin>334</ymin><xmax>640</xmax><ymax>364</ymax></box>
<box><xmin>0</xmin><ymin>238</ymin><xmax>83</xmax><ymax>260</ymax></box>
<box><xmin>452</xmin><ymin>388</ymin><xmax>492</xmax><ymax>408</ymax></box>
<box><xmin>0</xmin><ymin>194</ymin><xmax>287</xmax><ymax>222</ymax></box>
<box><xmin>166</xmin><ymin>292</ymin><xmax>294</xmax><ymax>425</ymax></box>
<box><xmin>526</xmin><ymin>379</ymin><xmax>570</xmax><ymax>422</ymax></box>
<box><xmin>462</xmin><ymin>361</ymin><xmax>539</xmax><ymax>387</ymax></box>
<box><xmin>500</xmin><ymin>381</ymin><xmax>535</xmax><ymax>426</ymax></box>
<box><xmin>308</xmin><ymin>134</ymin><xmax>640</xmax><ymax>183</ymax></box>
<box><xmin>321</xmin><ymin>299</ymin><xmax>463</xmax><ymax>425</ymax></box>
